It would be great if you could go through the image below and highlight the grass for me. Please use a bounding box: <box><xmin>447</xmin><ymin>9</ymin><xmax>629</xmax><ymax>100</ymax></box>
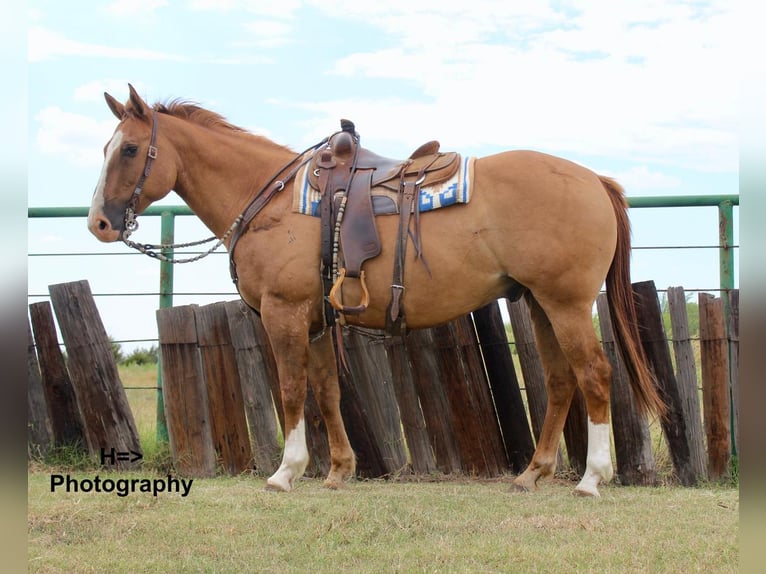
<box><xmin>28</xmin><ymin>473</ymin><xmax>738</xmax><ymax>573</ymax></box>
<box><xmin>120</xmin><ymin>363</ymin><xmax>172</xmax><ymax>469</ymax></box>
<box><xmin>28</xmin><ymin>365</ymin><xmax>738</xmax><ymax>572</ymax></box>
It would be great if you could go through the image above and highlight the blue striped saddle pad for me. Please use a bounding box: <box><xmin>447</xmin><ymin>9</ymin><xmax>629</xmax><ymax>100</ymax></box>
<box><xmin>292</xmin><ymin>155</ymin><xmax>475</xmax><ymax>217</ymax></box>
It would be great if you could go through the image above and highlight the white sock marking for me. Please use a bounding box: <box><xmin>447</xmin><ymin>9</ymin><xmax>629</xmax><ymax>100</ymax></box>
<box><xmin>576</xmin><ymin>418</ymin><xmax>614</xmax><ymax>496</ymax></box>
<box><xmin>267</xmin><ymin>418</ymin><xmax>309</xmax><ymax>491</ymax></box>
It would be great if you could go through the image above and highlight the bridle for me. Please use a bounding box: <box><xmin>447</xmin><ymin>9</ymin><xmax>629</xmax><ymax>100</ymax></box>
<box><xmin>117</xmin><ymin>110</ymin><xmax>237</xmax><ymax>264</ymax></box>
<box><xmin>122</xmin><ymin>110</ymin><xmax>159</xmax><ymax>239</ymax></box>
<box><xmin>118</xmin><ymin>110</ymin><xmax>330</xmax><ymax>265</ymax></box>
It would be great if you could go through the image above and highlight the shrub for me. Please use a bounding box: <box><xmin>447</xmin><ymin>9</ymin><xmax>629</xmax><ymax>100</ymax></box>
<box><xmin>123</xmin><ymin>345</ymin><xmax>159</xmax><ymax>366</ymax></box>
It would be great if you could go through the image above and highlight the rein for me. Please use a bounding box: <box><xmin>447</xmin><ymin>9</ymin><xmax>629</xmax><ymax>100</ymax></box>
<box><xmin>119</xmin><ymin>111</ymin><xmax>331</xmax><ymax>265</ymax></box>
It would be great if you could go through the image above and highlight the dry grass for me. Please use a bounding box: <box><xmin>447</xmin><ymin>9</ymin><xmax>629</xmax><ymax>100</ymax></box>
<box><xmin>29</xmin><ymin>366</ymin><xmax>738</xmax><ymax>572</ymax></box>
<box><xmin>120</xmin><ymin>364</ymin><xmax>171</xmax><ymax>468</ymax></box>
<box><xmin>28</xmin><ymin>472</ymin><xmax>738</xmax><ymax>573</ymax></box>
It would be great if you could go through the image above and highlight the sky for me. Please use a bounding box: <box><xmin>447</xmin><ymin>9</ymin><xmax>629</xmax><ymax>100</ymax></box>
<box><xmin>26</xmin><ymin>0</ymin><xmax>740</xmax><ymax>351</ymax></box>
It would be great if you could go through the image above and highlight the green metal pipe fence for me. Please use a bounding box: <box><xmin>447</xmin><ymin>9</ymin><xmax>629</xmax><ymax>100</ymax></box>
<box><xmin>28</xmin><ymin>194</ymin><xmax>740</xmax><ymax>445</ymax></box>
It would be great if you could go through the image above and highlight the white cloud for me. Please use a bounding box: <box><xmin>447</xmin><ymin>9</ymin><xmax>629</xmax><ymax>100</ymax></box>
<box><xmin>103</xmin><ymin>0</ymin><xmax>168</xmax><ymax>17</ymax></box>
<box><xmin>307</xmin><ymin>0</ymin><xmax>738</xmax><ymax>172</ymax></box>
<box><xmin>610</xmin><ymin>166</ymin><xmax>682</xmax><ymax>193</ymax></box>
<box><xmin>242</xmin><ymin>20</ymin><xmax>293</xmax><ymax>48</ymax></box>
<box><xmin>28</xmin><ymin>26</ymin><xmax>188</xmax><ymax>62</ymax></box>
<box><xmin>190</xmin><ymin>0</ymin><xmax>301</xmax><ymax>18</ymax></box>
<box><xmin>35</xmin><ymin>106</ymin><xmax>115</xmax><ymax>167</ymax></box>
<box><xmin>74</xmin><ymin>80</ymin><xmax>140</xmax><ymax>103</ymax></box>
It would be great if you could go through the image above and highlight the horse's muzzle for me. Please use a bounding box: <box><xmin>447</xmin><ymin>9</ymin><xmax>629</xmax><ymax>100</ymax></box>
<box><xmin>87</xmin><ymin>209</ymin><xmax>122</xmax><ymax>243</ymax></box>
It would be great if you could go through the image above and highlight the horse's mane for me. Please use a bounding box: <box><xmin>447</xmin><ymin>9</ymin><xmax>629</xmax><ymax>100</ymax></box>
<box><xmin>151</xmin><ymin>99</ymin><xmax>294</xmax><ymax>153</ymax></box>
<box><xmin>153</xmin><ymin>99</ymin><xmax>247</xmax><ymax>133</ymax></box>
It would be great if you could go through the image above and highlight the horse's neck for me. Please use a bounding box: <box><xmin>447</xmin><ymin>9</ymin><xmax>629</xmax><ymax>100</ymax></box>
<box><xmin>168</xmin><ymin>119</ymin><xmax>295</xmax><ymax>237</ymax></box>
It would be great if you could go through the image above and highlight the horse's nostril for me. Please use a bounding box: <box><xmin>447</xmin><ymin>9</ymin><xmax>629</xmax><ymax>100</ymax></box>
<box><xmin>98</xmin><ymin>220</ymin><xmax>108</xmax><ymax>231</ymax></box>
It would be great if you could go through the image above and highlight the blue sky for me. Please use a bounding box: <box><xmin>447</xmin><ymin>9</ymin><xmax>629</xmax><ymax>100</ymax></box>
<box><xmin>27</xmin><ymin>1</ymin><xmax>739</xmax><ymax>349</ymax></box>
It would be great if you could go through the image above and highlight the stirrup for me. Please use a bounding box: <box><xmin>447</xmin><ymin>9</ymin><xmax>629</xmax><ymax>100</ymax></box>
<box><xmin>328</xmin><ymin>268</ymin><xmax>370</xmax><ymax>315</ymax></box>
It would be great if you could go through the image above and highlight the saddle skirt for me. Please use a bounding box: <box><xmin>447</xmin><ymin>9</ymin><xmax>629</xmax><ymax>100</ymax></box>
<box><xmin>292</xmin><ymin>154</ymin><xmax>475</xmax><ymax>217</ymax></box>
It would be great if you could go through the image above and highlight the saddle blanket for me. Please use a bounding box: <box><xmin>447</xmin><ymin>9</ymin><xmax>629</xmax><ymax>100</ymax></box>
<box><xmin>292</xmin><ymin>155</ymin><xmax>475</xmax><ymax>217</ymax></box>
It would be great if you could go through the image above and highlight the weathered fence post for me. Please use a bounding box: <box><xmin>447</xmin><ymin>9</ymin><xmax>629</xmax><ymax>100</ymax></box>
<box><xmin>473</xmin><ymin>301</ymin><xmax>534</xmax><ymax>472</ymax></box>
<box><xmin>48</xmin><ymin>280</ymin><xmax>141</xmax><ymax>469</ymax></box>
<box><xmin>156</xmin><ymin>305</ymin><xmax>216</xmax><ymax>477</ymax></box>
<box><xmin>666</xmin><ymin>286</ymin><xmax>707</xmax><ymax>480</ymax></box>
<box><xmin>385</xmin><ymin>337</ymin><xmax>437</xmax><ymax>474</ymax></box>
<box><xmin>194</xmin><ymin>302</ymin><xmax>253</xmax><ymax>474</ymax></box>
<box><xmin>596</xmin><ymin>294</ymin><xmax>657</xmax><ymax>486</ymax></box>
<box><xmin>407</xmin><ymin>328</ymin><xmax>463</xmax><ymax>474</ymax></box>
<box><xmin>507</xmin><ymin>302</ymin><xmax>545</xmax><ymax>433</ymax></box>
<box><xmin>727</xmin><ymin>289</ymin><xmax>739</xmax><ymax>456</ymax></box>
<box><xmin>633</xmin><ymin>280</ymin><xmax>696</xmax><ymax>486</ymax></box>
<box><xmin>224</xmin><ymin>301</ymin><xmax>281</xmax><ymax>475</ymax></box>
<box><xmin>699</xmin><ymin>293</ymin><xmax>731</xmax><ymax>480</ymax></box>
<box><xmin>28</xmin><ymin>301</ymin><xmax>86</xmax><ymax>449</ymax></box>
<box><xmin>451</xmin><ymin>314</ymin><xmax>509</xmax><ymax>475</ymax></box>
<box><xmin>342</xmin><ymin>330</ymin><xmax>408</xmax><ymax>477</ymax></box>
<box><xmin>27</xmin><ymin>319</ymin><xmax>52</xmax><ymax>456</ymax></box>
<box><xmin>428</xmin><ymin>317</ymin><xmax>506</xmax><ymax>476</ymax></box>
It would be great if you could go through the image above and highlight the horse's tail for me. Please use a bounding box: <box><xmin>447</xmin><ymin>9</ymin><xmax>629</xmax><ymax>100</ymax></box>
<box><xmin>600</xmin><ymin>175</ymin><xmax>667</xmax><ymax>419</ymax></box>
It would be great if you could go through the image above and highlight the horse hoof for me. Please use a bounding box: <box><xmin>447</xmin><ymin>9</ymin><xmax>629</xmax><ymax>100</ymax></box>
<box><xmin>510</xmin><ymin>481</ymin><xmax>536</xmax><ymax>494</ymax></box>
<box><xmin>573</xmin><ymin>486</ymin><xmax>600</xmax><ymax>497</ymax></box>
<box><xmin>323</xmin><ymin>479</ymin><xmax>347</xmax><ymax>490</ymax></box>
<box><xmin>264</xmin><ymin>481</ymin><xmax>291</xmax><ymax>493</ymax></box>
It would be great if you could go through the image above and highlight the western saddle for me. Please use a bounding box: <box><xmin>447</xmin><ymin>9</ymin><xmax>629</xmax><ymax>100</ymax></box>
<box><xmin>311</xmin><ymin>119</ymin><xmax>460</xmax><ymax>335</ymax></box>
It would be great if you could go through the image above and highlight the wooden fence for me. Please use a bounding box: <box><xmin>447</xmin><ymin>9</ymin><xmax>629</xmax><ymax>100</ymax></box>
<box><xmin>28</xmin><ymin>279</ymin><xmax>739</xmax><ymax>486</ymax></box>
<box><xmin>27</xmin><ymin>280</ymin><xmax>141</xmax><ymax>468</ymax></box>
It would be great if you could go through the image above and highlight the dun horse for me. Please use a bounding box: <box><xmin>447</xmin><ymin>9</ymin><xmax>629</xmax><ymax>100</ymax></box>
<box><xmin>88</xmin><ymin>85</ymin><xmax>664</xmax><ymax>497</ymax></box>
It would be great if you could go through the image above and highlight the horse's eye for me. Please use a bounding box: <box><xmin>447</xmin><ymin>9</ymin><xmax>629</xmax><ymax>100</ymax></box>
<box><xmin>123</xmin><ymin>144</ymin><xmax>138</xmax><ymax>158</ymax></box>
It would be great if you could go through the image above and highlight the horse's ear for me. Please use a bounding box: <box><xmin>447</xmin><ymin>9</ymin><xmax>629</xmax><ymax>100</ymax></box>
<box><xmin>104</xmin><ymin>92</ymin><xmax>125</xmax><ymax>120</ymax></box>
<box><xmin>127</xmin><ymin>83</ymin><xmax>147</xmax><ymax>118</ymax></box>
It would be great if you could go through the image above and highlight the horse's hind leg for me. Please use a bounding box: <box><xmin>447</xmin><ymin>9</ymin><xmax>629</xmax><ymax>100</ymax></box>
<box><xmin>535</xmin><ymin>295</ymin><xmax>615</xmax><ymax>497</ymax></box>
<box><xmin>307</xmin><ymin>330</ymin><xmax>356</xmax><ymax>489</ymax></box>
<box><xmin>512</xmin><ymin>294</ymin><xmax>578</xmax><ymax>492</ymax></box>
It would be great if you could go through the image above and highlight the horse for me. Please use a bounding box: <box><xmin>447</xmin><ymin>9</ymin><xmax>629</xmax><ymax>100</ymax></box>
<box><xmin>88</xmin><ymin>84</ymin><xmax>665</xmax><ymax>497</ymax></box>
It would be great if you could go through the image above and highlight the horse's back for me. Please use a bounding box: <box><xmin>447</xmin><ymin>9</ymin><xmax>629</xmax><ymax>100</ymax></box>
<box><xmin>343</xmin><ymin>149</ymin><xmax>619</xmax><ymax>329</ymax></box>
<box><xmin>474</xmin><ymin>149</ymin><xmax>610</xmax><ymax>207</ymax></box>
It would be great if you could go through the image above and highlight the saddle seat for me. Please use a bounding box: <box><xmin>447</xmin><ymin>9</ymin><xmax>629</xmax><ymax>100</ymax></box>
<box><xmin>307</xmin><ymin>131</ymin><xmax>459</xmax><ymax>194</ymax></box>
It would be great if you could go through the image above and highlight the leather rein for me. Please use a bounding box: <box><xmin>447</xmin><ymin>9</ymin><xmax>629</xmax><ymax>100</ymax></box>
<box><xmin>118</xmin><ymin>110</ymin><xmax>329</xmax><ymax>267</ymax></box>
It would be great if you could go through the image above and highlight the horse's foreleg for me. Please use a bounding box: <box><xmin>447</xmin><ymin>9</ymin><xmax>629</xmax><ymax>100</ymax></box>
<box><xmin>308</xmin><ymin>330</ymin><xmax>356</xmax><ymax>489</ymax></box>
<box><xmin>261</xmin><ymin>301</ymin><xmax>311</xmax><ymax>492</ymax></box>
<box><xmin>512</xmin><ymin>296</ymin><xmax>577</xmax><ymax>492</ymax></box>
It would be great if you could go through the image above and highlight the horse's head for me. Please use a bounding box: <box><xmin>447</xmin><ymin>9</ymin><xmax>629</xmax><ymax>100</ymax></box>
<box><xmin>88</xmin><ymin>84</ymin><xmax>176</xmax><ymax>242</ymax></box>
